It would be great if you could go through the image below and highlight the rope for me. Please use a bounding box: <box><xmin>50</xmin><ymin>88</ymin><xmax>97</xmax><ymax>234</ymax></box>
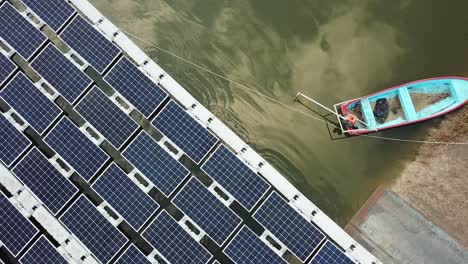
<box><xmin>122</xmin><ymin>30</ymin><xmax>468</xmax><ymax>146</ymax></box>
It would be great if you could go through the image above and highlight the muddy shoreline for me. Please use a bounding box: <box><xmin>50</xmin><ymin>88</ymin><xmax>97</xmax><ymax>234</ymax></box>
<box><xmin>390</xmin><ymin>107</ymin><xmax>468</xmax><ymax>248</ymax></box>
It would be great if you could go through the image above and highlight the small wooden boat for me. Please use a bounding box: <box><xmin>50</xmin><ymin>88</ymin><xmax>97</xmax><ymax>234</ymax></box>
<box><xmin>338</xmin><ymin>77</ymin><xmax>468</xmax><ymax>135</ymax></box>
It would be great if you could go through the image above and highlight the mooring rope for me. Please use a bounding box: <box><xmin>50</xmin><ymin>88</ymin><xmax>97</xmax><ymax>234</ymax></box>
<box><xmin>122</xmin><ymin>29</ymin><xmax>468</xmax><ymax>145</ymax></box>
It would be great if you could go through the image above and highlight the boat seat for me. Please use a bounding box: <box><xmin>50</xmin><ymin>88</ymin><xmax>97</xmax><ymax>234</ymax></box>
<box><xmin>398</xmin><ymin>87</ymin><xmax>418</xmax><ymax>121</ymax></box>
<box><xmin>360</xmin><ymin>98</ymin><xmax>376</xmax><ymax>130</ymax></box>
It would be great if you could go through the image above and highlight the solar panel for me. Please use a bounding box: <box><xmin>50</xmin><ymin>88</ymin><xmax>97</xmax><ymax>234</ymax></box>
<box><xmin>0</xmin><ymin>53</ymin><xmax>17</xmax><ymax>86</ymax></box>
<box><xmin>115</xmin><ymin>245</ymin><xmax>151</xmax><ymax>264</ymax></box>
<box><xmin>12</xmin><ymin>148</ymin><xmax>78</xmax><ymax>215</ymax></box>
<box><xmin>201</xmin><ymin>145</ymin><xmax>270</xmax><ymax>210</ymax></box>
<box><xmin>0</xmin><ymin>193</ymin><xmax>39</xmax><ymax>256</ymax></box>
<box><xmin>75</xmin><ymin>87</ymin><xmax>139</xmax><ymax>148</ymax></box>
<box><xmin>44</xmin><ymin>117</ymin><xmax>109</xmax><ymax>181</ymax></box>
<box><xmin>224</xmin><ymin>226</ymin><xmax>286</xmax><ymax>264</ymax></box>
<box><xmin>123</xmin><ymin>132</ymin><xmax>190</xmax><ymax>196</ymax></box>
<box><xmin>0</xmin><ymin>114</ymin><xmax>31</xmax><ymax>167</ymax></box>
<box><xmin>152</xmin><ymin>100</ymin><xmax>218</xmax><ymax>163</ymax></box>
<box><xmin>60</xmin><ymin>196</ymin><xmax>128</xmax><ymax>263</ymax></box>
<box><xmin>172</xmin><ymin>177</ymin><xmax>242</xmax><ymax>245</ymax></box>
<box><xmin>0</xmin><ymin>73</ymin><xmax>62</xmax><ymax>134</ymax></box>
<box><xmin>19</xmin><ymin>236</ymin><xmax>68</xmax><ymax>264</ymax></box>
<box><xmin>310</xmin><ymin>241</ymin><xmax>355</xmax><ymax>264</ymax></box>
<box><xmin>104</xmin><ymin>57</ymin><xmax>168</xmax><ymax>118</ymax></box>
<box><xmin>92</xmin><ymin>163</ymin><xmax>159</xmax><ymax>231</ymax></box>
<box><xmin>142</xmin><ymin>211</ymin><xmax>212</xmax><ymax>264</ymax></box>
<box><xmin>0</xmin><ymin>2</ymin><xmax>47</xmax><ymax>60</ymax></box>
<box><xmin>21</xmin><ymin>0</ymin><xmax>76</xmax><ymax>32</ymax></box>
<box><xmin>31</xmin><ymin>44</ymin><xmax>92</xmax><ymax>104</ymax></box>
<box><xmin>253</xmin><ymin>192</ymin><xmax>326</xmax><ymax>262</ymax></box>
<box><xmin>60</xmin><ymin>15</ymin><xmax>121</xmax><ymax>73</ymax></box>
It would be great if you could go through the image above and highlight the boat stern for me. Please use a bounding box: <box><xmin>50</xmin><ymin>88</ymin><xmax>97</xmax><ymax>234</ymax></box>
<box><xmin>451</xmin><ymin>78</ymin><xmax>468</xmax><ymax>102</ymax></box>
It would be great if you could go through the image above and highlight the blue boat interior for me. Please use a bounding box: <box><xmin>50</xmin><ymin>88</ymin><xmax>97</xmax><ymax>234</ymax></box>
<box><xmin>345</xmin><ymin>79</ymin><xmax>468</xmax><ymax>130</ymax></box>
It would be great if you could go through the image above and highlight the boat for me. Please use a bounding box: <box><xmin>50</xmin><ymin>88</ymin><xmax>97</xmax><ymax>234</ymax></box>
<box><xmin>338</xmin><ymin>77</ymin><xmax>468</xmax><ymax>135</ymax></box>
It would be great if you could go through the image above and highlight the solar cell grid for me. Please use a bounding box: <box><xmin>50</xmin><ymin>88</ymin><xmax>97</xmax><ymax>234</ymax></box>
<box><xmin>152</xmin><ymin>100</ymin><xmax>218</xmax><ymax>163</ymax></box>
<box><xmin>19</xmin><ymin>236</ymin><xmax>67</xmax><ymax>264</ymax></box>
<box><xmin>92</xmin><ymin>163</ymin><xmax>159</xmax><ymax>231</ymax></box>
<box><xmin>0</xmin><ymin>53</ymin><xmax>17</xmax><ymax>86</ymax></box>
<box><xmin>0</xmin><ymin>193</ymin><xmax>39</xmax><ymax>256</ymax></box>
<box><xmin>44</xmin><ymin>117</ymin><xmax>109</xmax><ymax>181</ymax></box>
<box><xmin>75</xmin><ymin>87</ymin><xmax>139</xmax><ymax>148</ymax></box>
<box><xmin>12</xmin><ymin>148</ymin><xmax>78</xmax><ymax>215</ymax></box>
<box><xmin>224</xmin><ymin>226</ymin><xmax>286</xmax><ymax>264</ymax></box>
<box><xmin>201</xmin><ymin>145</ymin><xmax>270</xmax><ymax>210</ymax></box>
<box><xmin>0</xmin><ymin>114</ymin><xmax>31</xmax><ymax>167</ymax></box>
<box><xmin>123</xmin><ymin>132</ymin><xmax>190</xmax><ymax>196</ymax></box>
<box><xmin>0</xmin><ymin>2</ymin><xmax>47</xmax><ymax>60</ymax></box>
<box><xmin>115</xmin><ymin>245</ymin><xmax>151</xmax><ymax>264</ymax></box>
<box><xmin>60</xmin><ymin>196</ymin><xmax>128</xmax><ymax>263</ymax></box>
<box><xmin>31</xmin><ymin>44</ymin><xmax>92</xmax><ymax>104</ymax></box>
<box><xmin>172</xmin><ymin>177</ymin><xmax>242</xmax><ymax>245</ymax></box>
<box><xmin>142</xmin><ymin>211</ymin><xmax>212</xmax><ymax>264</ymax></box>
<box><xmin>253</xmin><ymin>192</ymin><xmax>326</xmax><ymax>262</ymax></box>
<box><xmin>310</xmin><ymin>241</ymin><xmax>355</xmax><ymax>264</ymax></box>
<box><xmin>22</xmin><ymin>0</ymin><xmax>76</xmax><ymax>31</ymax></box>
<box><xmin>60</xmin><ymin>15</ymin><xmax>121</xmax><ymax>73</ymax></box>
<box><xmin>104</xmin><ymin>57</ymin><xmax>168</xmax><ymax>118</ymax></box>
<box><xmin>0</xmin><ymin>73</ymin><xmax>62</xmax><ymax>134</ymax></box>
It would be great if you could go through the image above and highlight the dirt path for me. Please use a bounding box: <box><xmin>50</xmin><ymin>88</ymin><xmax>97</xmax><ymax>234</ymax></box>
<box><xmin>390</xmin><ymin>107</ymin><xmax>468</xmax><ymax>248</ymax></box>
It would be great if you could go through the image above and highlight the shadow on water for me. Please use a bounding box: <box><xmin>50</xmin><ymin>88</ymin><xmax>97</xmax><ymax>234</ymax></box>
<box><xmin>91</xmin><ymin>0</ymin><xmax>468</xmax><ymax>224</ymax></box>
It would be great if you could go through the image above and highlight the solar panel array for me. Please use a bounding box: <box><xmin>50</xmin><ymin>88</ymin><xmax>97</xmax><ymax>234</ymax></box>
<box><xmin>0</xmin><ymin>73</ymin><xmax>62</xmax><ymax>134</ymax></box>
<box><xmin>310</xmin><ymin>241</ymin><xmax>356</xmax><ymax>264</ymax></box>
<box><xmin>92</xmin><ymin>163</ymin><xmax>159</xmax><ymax>230</ymax></box>
<box><xmin>31</xmin><ymin>44</ymin><xmax>93</xmax><ymax>104</ymax></box>
<box><xmin>202</xmin><ymin>144</ymin><xmax>270</xmax><ymax>210</ymax></box>
<box><xmin>115</xmin><ymin>245</ymin><xmax>151</xmax><ymax>264</ymax></box>
<box><xmin>12</xmin><ymin>148</ymin><xmax>78</xmax><ymax>215</ymax></box>
<box><xmin>0</xmin><ymin>193</ymin><xmax>38</xmax><ymax>256</ymax></box>
<box><xmin>173</xmin><ymin>177</ymin><xmax>242</xmax><ymax>245</ymax></box>
<box><xmin>19</xmin><ymin>236</ymin><xmax>68</xmax><ymax>264</ymax></box>
<box><xmin>60</xmin><ymin>196</ymin><xmax>128</xmax><ymax>263</ymax></box>
<box><xmin>60</xmin><ymin>15</ymin><xmax>121</xmax><ymax>73</ymax></box>
<box><xmin>75</xmin><ymin>87</ymin><xmax>139</xmax><ymax>148</ymax></box>
<box><xmin>143</xmin><ymin>211</ymin><xmax>212</xmax><ymax>264</ymax></box>
<box><xmin>254</xmin><ymin>192</ymin><xmax>326</xmax><ymax>261</ymax></box>
<box><xmin>0</xmin><ymin>2</ymin><xmax>46</xmax><ymax>60</ymax></box>
<box><xmin>104</xmin><ymin>57</ymin><xmax>168</xmax><ymax>117</ymax></box>
<box><xmin>153</xmin><ymin>100</ymin><xmax>218</xmax><ymax>163</ymax></box>
<box><xmin>22</xmin><ymin>0</ymin><xmax>76</xmax><ymax>32</ymax></box>
<box><xmin>0</xmin><ymin>53</ymin><xmax>16</xmax><ymax>86</ymax></box>
<box><xmin>224</xmin><ymin>227</ymin><xmax>287</xmax><ymax>264</ymax></box>
<box><xmin>0</xmin><ymin>114</ymin><xmax>31</xmax><ymax>167</ymax></box>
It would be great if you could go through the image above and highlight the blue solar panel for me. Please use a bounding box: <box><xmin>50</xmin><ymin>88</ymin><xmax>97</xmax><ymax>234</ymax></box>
<box><xmin>60</xmin><ymin>196</ymin><xmax>128</xmax><ymax>263</ymax></box>
<box><xmin>0</xmin><ymin>53</ymin><xmax>17</xmax><ymax>86</ymax></box>
<box><xmin>19</xmin><ymin>236</ymin><xmax>67</xmax><ymax>264</ymax></box>
<box><xmin>224</xmin><ymin>227</ymin><xmax>286</xmax><ymax>264</ymax></box>
<box><xmin>253</xmin><ymin>192</ymin><xmax>326</xmax><ymax>261</ymax></box>
<box><xmin>0</xmin><ymin>193</ymin><xmax>38</xmax><ymax>256</ymax></box>
<box><xmin>143</xmin><ymin>211</ymin><xmax>212</xmax><ymax>264</ymax></box>
<box><xmin>201</xmin><ymin>145</ymin><xmax>270</xmax><ymax>210</ymax></box>
<box><xmin>12</xmin><ymin>148</ymin><xmax>78</xmax><ymax>215</ymax></box>
<box><xmin>22</xmin><ymin>0</ymin><xmax>76</xmax><ymax>31</ymax></box>
<box><xmin>0</xmin><ymin>73</ymin><xmax>62</xmax><ymax>134</ymax></box>
<box><xmin>152</xmin><ymin>101</ymin><xmax>218</xmax><ymax>163</ymax></box>
<box><xmin>60</xmin><ymin>15</ymin><xmax>121</xmax><ymax>73</ymax></box>
<box><xmin>92</xmin><ymin>163</ymin><xmax>159</xmax><ymax>231</ymax></box>
<box><xmin>0</xmin><ymin>2</ymin><xmax>46</xmax><ymax>60</ymax></box>
<box><xmin>115</xmin><ymin>245</ymin><xmax>151</xmax><ymax>264</ymax></box>
<box><xmin>75</xmin><ymin>87</ymin><xmax>139</xmax><ymax>148</ymax></box>
<box><xmin>44</xmin><ymin>117</ymin><xmax>109</xmax><ymax>181</ymax></box>
<box><xmin>31</xmin><ymin>44</ymin><xmax>92</xmax><ymax>104</ymax></box>
<box><xmin>123</xmin><ymin>132</ymin><xmax>189</xmax><ymax>196</ymax></box>
<box><xmin>104</xmin><ymin>57</ymin><xmax>168</xmax><ymax>118</ymax></box>
<box><xmin>0</xmin><ymin>114</ymin><xmax>31</xmax><ymax>167</ymax></box>
<box><xmin>172</xmin><ymin>177</ymin><xmax>241</xmax><ymax>245</ymax></box>
<box><xmin>311</xmin><ymin>241</ymin><xmax>355</xmax><ymax>264</ymax></box>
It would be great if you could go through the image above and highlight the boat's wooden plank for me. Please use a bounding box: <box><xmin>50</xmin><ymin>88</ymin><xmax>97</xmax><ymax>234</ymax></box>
<box><xmin>398</xmin><ymin>87</ymin><xmax>418</xmax><ymax>121</ymax></box>
<box><xmin>360</xmin><ymin>98</ymin><xmax>376</xmax><ymax>129</ymax></box>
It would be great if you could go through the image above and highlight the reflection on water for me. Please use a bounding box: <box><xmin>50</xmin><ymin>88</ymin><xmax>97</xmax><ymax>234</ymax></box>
<box><xmin>91</xmin><ymin>0</ymin><xmax>468</xmax><ymax>224</ymax></box>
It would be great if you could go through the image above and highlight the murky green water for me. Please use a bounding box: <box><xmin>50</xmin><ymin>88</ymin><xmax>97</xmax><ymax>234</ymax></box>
<box><xmin>91</xmin><ymin>0</ymin><xmax>468</xmax><ymax>224</ymax></box>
